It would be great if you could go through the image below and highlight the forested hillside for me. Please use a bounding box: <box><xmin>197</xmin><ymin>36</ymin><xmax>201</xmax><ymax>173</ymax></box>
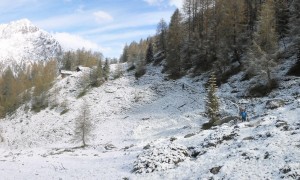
<box><xmin>120</xmin><ymin>0</ymin><xmax>299</xmax><ymax>86</ymax></box>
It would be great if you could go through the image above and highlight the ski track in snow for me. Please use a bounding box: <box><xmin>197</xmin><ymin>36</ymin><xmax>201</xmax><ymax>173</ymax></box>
<box><xmin>0</xmin><ymin>64</ymin><xmax>299</xmax><ymax>180</ymax></box>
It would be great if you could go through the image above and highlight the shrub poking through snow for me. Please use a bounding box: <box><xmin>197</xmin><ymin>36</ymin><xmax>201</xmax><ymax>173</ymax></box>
<box><xmin>133</xmin><ymin>143</ymin><xmax>189</xmax><ymax>173</ymax></box>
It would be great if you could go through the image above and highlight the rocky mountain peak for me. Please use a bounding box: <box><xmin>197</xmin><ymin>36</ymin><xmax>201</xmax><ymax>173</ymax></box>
<box><xmin>0</xmin><ymin>19</ymin><xmax>62</xmax><ymax>73</ymax></box>
<box><xmin>0</xmin><ymin>19</ymin><xmax>39</xmax><ymax>38</ymax></box>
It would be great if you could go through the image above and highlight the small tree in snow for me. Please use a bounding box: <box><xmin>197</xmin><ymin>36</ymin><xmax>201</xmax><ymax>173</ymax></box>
<box><xmin>103</xmin><ymin>59</ymin><xmax>110</xmax><ymax>81</ymax></box>
<box><xmin>145</xmin><ymin>42</ymin><xmax>154</xmax><ymax>64</ymax></box>
<box><xmin>73</xmin><ymin>101</ymin><xmax>93</xmax><ymax>147</ymax></box>
<box><xmin>205</xmin><ymin>72</ymin><xmax>220</xmax><ymax>124</ymax></box>
<box><xmin>113</xmin><ymin>63</ymin><xmax>124</xmax><ymax>79</ymax></box>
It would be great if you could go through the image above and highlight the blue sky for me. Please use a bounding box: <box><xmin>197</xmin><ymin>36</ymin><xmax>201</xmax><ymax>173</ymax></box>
<box><xmin>0</xmin><ymin>0</ymin><xmax>183</xmax><ymax>58</ymax></box>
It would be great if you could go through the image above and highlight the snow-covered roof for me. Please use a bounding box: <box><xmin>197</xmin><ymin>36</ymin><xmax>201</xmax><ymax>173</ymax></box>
<box><xmin>60</xmin><ymin>70</ymin><xmax>74</xmax><ymax>75</ymax></box>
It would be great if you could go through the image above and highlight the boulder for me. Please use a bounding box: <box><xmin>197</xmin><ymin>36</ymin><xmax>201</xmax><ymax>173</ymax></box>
<box><xmin>275</xmin><ymin>120</ymin><xmax>288</xmax><ymax>128</ymax></box>
<box><xmin>266</xmin><ymin>99</ymin><xmax>285</xmax><ymax>109</ymax></box>
<box><xmin>210</xmin><ymin>166</ymin><xmax>222</xmax><ymax>175</ymax></box>
<box><xmin>213</xmin><ymin>116</ymin><xmax>239</xmax><ymax>126</ymax></box>
<box><xmin>184</xmin><ymin>133</ymin><xmax>196</xmax><ymax>138</ymax></box>
<box><xmin>105</xmin><ymin>143</ymin><xmax>116</xmax><ymax>150</ymax></box>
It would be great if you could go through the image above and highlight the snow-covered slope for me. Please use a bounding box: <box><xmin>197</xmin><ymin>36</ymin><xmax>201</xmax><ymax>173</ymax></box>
<box><xmin>0</xmin><ymin>19</ymin><xmax>61</xmax><ymax>72</ymax></box>
<box><xmin>0</xmin><ymin>63</ymin><xmax>299</xmax><ymax>179</ymax></box>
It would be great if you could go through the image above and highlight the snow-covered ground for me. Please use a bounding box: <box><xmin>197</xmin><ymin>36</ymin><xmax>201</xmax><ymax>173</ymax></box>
<box><xmin>0</xmin><ymin>63</ymin><xmax>299</xmax><ymax>179</ymax></box>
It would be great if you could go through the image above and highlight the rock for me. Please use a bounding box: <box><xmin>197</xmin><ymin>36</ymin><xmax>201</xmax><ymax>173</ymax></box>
<box><xmin>280</xmin><ymin>165</ymin><xmax>291</xmax><ymax>174</ymax></box>
<box><xmin>265</xmin><ymin>132</ymin><xmax>272</xmax><ymax>137</ymax></box>
<box><xmin>275</xmin><ymin>120</ymin><xmax>288</xmax><ymax>128</ymax></box>
<box><xmin>191</xmin><ymin>150</ymin><xmax>206</xmax><ymax>158</ymax></box>
<box><xmin>203</xmin><ymin>142</ymin><xmax>216</xmax><ymax>148</ymax></box>
<box><xmin>184</xmin><ymin>133</ymin><xmax>195</xmax><ymax>138</ymax></box>
<box><xmin>213</xmin><ymin>116</ymin><xmax>239</xmax><ymax>126</ymax></box>
<box><xmin>243</xmin><ymin>136</ymin><xmax>255</xmax><ymax>140</ymax></box>
<box><xmin>210</xmin><ymin>166</ymin><xmax>222</xmax><ymax>175</ymax></box>
<box><xmin>234</xmin><ymin>125</ymin><xmax>240</xmax><ymax>129</ymax></box>
<box><xmin>264</xmin><ymin>152</ymin><xmax>270</xmax><ymax>159</ymax></box>
<box><xmin>281</xmin><ymin>125</ymin><xmax>289</xmax><ymax>131</ymax></box>
<box><xmin>143</xmin><ymin>144</ymin><xmax>151</xmax><ymax>150</ymax></box>
<box><xmin>266</xmin><ymin>99</ymin><xmax>285</xmax><ymax>109</ymax></box>
<box><xmin>170</xmin><ymin>137</ymin><xmax>177</xmax><ymax>142</ymax></box>
<box><xmin>105</xmin><ymin>144</ymin><xmax>116</xmax><ymax>150</ymax></box>
<box><xmin>124</xmin><ymin>144</ymin><xmax>134</xmax><ymax>150</ymax></box>
<box><xmin>241</xmin><ymin>152</ymin><xmax>247</xmax><ymax>157</ymax></box>
<box><xmin>222</xmin><ymin>133</ymin><xmax>238</xmax><ymax>141</ymax></box>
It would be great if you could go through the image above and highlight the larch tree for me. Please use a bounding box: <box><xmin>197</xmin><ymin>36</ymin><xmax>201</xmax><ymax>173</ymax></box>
<box><xmin>73</xmin><ymin>101</ymin><xmax>93</xmax><ymax>147</ymax></box>
<box><xmin>113</xmin><ymin>62</ymin><xmax>123</xmax><ymax>79</ymax></box>
<box><xmin>246</xmin><ymin>0</ymin><xmax>278</xmax><ymax>86</ymax></box>
<box><xmin>120</xmin><ymin>44</ymin><xmax>129</xmax><ymax>63</ymax></box>
<box><xmin>156</xmin><ymin>19</ymin><xmax>168</xmax><ymax>54</ymax></box>
<box><xmin>205</xmin><ymin>72</ymin><xmax>220</xmax><ymax>124</ymax></box>
<box><xmin>182</xmin><ymin>0</ymin><xmax>196</xmax><ymax>70</ymax></box>
<box><xmin>166</xmin><ymin>9</ymin><xmax>183</xmax><ymax>79</ymax></box>
<box><xmin>0</xmin><ymin>67</ymin><xmax>17</xmax><ymax>114</ymax></box>
<box><xmin>62</xmin><ymin>51</ymin><xmax>73</xmax><ymax>70</ymax></box>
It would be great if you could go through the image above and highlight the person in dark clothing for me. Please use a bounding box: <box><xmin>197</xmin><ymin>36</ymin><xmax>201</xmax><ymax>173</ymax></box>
<box><xmin>182</xmin><ymin>84</ymin><xmax>185</xmax><ymax>90</ymax></box>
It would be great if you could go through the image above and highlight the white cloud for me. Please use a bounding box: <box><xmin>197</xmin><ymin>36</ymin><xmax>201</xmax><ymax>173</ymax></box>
<box><xmin>94</xmin><ymin>30</ymin><xmax>155</xmax><ymax>42</ymax></box>
<box><xmin>34</xmin><ymin>10</ymin><xmax>113</xmax><ymax>30</ymax></box>
<box><xmin>80</xmin><ymin>11</ymin><xmax>173</xmax><ymax>36</ymax></box>
<box><xmin>0</xmin><ymin>0</ymin><xmax>38</xmax><ymax>9</ymax></box>
<box><xmin>144</xmin><ymin>0</ymin><xmax>164</xmax><ymax>6</ymax></box>
<box><xmin>169</xmin><ymin>0</ymin><xmax>183</xmax><ymax>8</ymax></box>
<box><xmin>34</xmin><ymin>14</ymin><xmax>86</xmax><ymax>30</ymax></box>
<box><xmin>93</xmin><ymin>11</ymin><xmax>113</xmax><ymax>23</ymax></box>
<box><xmin>52</xmin><ymin>32</ymin><xmax>107</xmax><ymax>52</ymax></box>
<box><xmin>144</xmin><ymin>0</ymin><xmax>183</xmax><ymax>8</ymax></box>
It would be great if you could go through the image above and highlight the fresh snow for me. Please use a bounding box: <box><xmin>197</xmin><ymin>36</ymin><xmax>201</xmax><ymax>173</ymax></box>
<box><xmin>0</xmin><ymin>62</ymin><xmax>299</xmax><ymax>179</ymax></box>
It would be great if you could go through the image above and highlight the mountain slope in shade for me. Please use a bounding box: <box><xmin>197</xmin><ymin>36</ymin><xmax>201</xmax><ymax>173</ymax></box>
<box><xmin>0</xmin><ymin>19</ymin><xmax>62</xmax><ymax>72</ymax></box>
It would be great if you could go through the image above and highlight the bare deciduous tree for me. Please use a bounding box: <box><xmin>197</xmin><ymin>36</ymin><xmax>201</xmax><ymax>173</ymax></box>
<box><xmin>73</xmin><ymin>101</ymin><xmax>93</xmax><ymax>147</ymax></box>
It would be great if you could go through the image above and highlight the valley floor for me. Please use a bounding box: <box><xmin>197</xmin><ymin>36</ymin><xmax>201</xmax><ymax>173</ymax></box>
<box><xmin>0</xmin><ymin>66</ymin><xmax>299</xmax><ymax>180</ymax></box>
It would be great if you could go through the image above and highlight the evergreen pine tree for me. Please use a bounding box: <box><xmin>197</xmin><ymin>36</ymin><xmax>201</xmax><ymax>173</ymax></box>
<box><xmin>290</xmin><ymin>0</ymin><xmax>300</xmax><ymax>57</ymax></box>
<box><xmin>90</xmin><ymin>59</ymin><xmax>103</xmax><ymax>87</ymax></box>
<box><xmin>103</xmin><ymin>59</ymin><xmax>110</xmax><ymax>80</ymax></box>
<box><xmin>275</xmin><ymin>0</ymin><xmax>290</xmax><ymax>41</ymax></box>
<box><xmin>205</xmin><ymin>72</ymin><xmax>220</xmax><ymax>124</ymax></box>
<box><xmin>145</xmin><ymin>42</ymin><xmax>154</xmax><ymax>64</ymax></box>
<box><xmin>287</xmin><ymin>0</ymin><xmax>300</xmax><ymax>76</ymax></box>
